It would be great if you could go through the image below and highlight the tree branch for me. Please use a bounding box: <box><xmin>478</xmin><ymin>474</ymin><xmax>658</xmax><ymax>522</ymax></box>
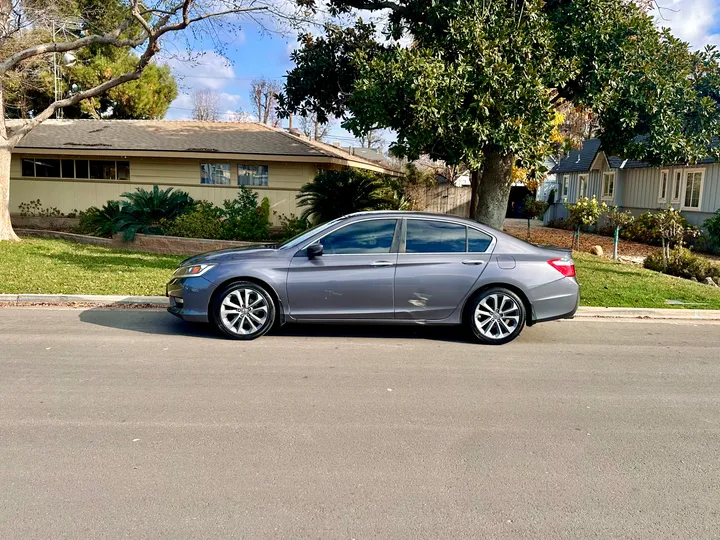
<box><xmin>0</xmin><ymin>31</ymin><xmax>146</xmax><ymax>74</ymax></box>
<box><xmin>7</xmin><ymin>70</ymin><xmax>143</xmax><ymax>144</ymax></box>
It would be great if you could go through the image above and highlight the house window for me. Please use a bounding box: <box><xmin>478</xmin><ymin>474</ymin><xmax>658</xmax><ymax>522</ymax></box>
<box><xmin>200</xmin><ymin>163</ymin><xmax>231</xmax><ymax>184</ymax></box>
<box><xmin>34</xmin><ymin>158</ymin><xmax>61</xmax><ymax>178</ymax></box>
<box><xmin>20</xmin><ymin>158</ymin><xmax>128</xmax><ymax>180</ymax></box>
<box><xmin>671</xmin><ymin>170</ymin><xmax>682</xmax><ymax>203</ymax></box>
<box><xmin>238</xmin><ymin>164</ymin><xmax>269</xmax><ymax>187</ymax></box>
<box><xmin>578</xmin><ymin>174</ymin><xmax>588</xmax><ymax>199</ymax></box>
<box><xmin>89</xmin><ymin>160</ymin><xmax>117</xmax><ymax>180</ymax></box>
<box><xmin>658</xmin><ymin>169</ymin><xmax>669</xmax><ymax>203</ymax></box>
<box><xmin>562</xmin><ymin>175</ymin><xmax>569</xmax><ymax>200</ymax></box>
<box><xmin>602</xmin><ymin>172</ymin><xmax>615</xmax><ymax>200</ymax></box>
<box><xmin>683</xmin><ymin>169</ymin><xmax>704</xmax><ymax>210</ymax></box>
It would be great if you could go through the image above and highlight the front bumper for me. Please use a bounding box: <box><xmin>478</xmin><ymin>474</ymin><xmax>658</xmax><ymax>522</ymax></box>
<box><xmin>166</xmin><ymin>276</ymin><xmax>214</xmax><ymax>322</ymax></box>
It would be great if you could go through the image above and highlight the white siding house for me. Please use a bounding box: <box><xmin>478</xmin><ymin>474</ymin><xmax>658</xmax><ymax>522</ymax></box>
<box><xmin>547</xmin><ymin>138</ymin><xmax>720</xmax><ymax>227</ymax></box>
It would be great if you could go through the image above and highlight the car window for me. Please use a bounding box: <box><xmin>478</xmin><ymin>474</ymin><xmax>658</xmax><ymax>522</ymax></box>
<box><xmin>319</xmin><ymin>219</ymin><xmax>397</xmax><ymax>254</ymax></box>
<box><xmin>406</xmin><ymin>220</ymin><xmax>466</xmax><ymax>253</ymax></box>
<box><xmin>467</xmin><ymin>227</ymin><xmax>493</xmax><ymax>253</ymax></box>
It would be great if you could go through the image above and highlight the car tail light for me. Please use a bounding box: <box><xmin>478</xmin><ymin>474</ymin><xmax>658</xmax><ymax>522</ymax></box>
<box><xmin>548</xmin><ymin>257</ymin><xmax>576</xmax><ymax>278</ymax></box>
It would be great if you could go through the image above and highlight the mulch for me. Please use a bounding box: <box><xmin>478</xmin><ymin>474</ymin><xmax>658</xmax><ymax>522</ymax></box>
<box><xmin>502</xmin><ymin>225</ymin><xmax>660</xmax><ymax>258</ymax></box>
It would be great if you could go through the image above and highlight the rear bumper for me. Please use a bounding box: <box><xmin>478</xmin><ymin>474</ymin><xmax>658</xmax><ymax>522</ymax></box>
<box><xmin>528</xmin><ymin>277</ymin><xmax>580</xmax><ymax>325</ymax></box>
<box><xmin>166</xmin><ymin>276</ymin><xmax>214</xmax><ymax>323</ymax></box>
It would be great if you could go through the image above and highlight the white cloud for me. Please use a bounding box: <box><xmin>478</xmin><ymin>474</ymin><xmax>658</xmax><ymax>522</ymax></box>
<box><xmin>652</xmin><ymin>0</ymin><xmax>720</xmax><ymax>49</ymax></box>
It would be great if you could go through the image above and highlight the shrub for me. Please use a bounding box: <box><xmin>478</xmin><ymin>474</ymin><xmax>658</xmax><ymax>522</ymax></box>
<box><xmin>704</xmin><ymin>209</ymin><xmax>720</xmax><ymax>248</ymax></box>
<box><xmin>115</xmin><ymin>186</ymin><xmax>195</xmax><ymax>240</ymax></box>
<box><xmin>221</xmin><ymin>186</ymin><xmax>270</xmax><ymax>241</ymax></box>
<box><xmin>274</xmin><ymin>212</ymin><xmax>311</xmax><ymax>241</ymax></box>
<box><xmin>644</xmin><ymin>248</ymin><xmax>720</xmax><ymax>282</ymax></box>
<box><xmin>297</xmin><ymin>169</ymin><xmax>386</xmax><ymax>223</ymax></box>
<box><xmin>163</xmin><ymin>201</ymin><xmax>224</xmax><ymax>239</ymax></box>
<box><xmin>18</xmin><ymin>199</ymin><xmax>62</xmax><ymax>218</ymax></box>
<box><xmin>76</xmin><ymin>201</ymin><xmax>122</xmax><ymax>237</ymax></box>
<box><xmin>621</xmin><ymin>211</ymin><xmax>661</xmax><ymax>244</ymax></box>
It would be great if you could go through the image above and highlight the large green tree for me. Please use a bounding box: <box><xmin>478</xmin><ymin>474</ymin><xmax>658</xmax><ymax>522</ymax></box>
<box><xmin>280</xmin><ymin>0</ymin><xmax>720</xmax><ymax>229</ymax></box>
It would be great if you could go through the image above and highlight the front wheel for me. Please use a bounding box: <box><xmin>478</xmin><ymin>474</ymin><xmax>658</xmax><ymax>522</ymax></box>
<box><xmin>212</xmin><ymin>282</ymin><xmax>276</xmax><ymax>340</ymax></box>
<box><xmin>467</xmin><ymin>288</ymin><xmax>526</xmax><ymax>345</ymax></box>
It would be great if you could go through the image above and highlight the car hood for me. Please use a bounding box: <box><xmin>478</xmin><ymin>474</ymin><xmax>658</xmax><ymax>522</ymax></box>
<box><xmin>179</xmin><ymin>244</ymin><xmax>281</xmax><ymax>266</ymax></box>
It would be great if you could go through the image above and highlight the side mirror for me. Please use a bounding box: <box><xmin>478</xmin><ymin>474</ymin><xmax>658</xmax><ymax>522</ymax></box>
<box><xmin>307</xmin><ymin>243</ymin><xmax>324</xmax><ymax>259</ymax></box>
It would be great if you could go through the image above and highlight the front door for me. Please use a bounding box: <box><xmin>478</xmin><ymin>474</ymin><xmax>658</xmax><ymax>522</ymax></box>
<box><xmin>287</xmin><ymin>218</ymin><xmax>400</xmax><ymax>320</ymax></box>
<box><xmin>394</xmin><ymin>219</ymin><xmax>493</xmax><ymax>320</ymax></box>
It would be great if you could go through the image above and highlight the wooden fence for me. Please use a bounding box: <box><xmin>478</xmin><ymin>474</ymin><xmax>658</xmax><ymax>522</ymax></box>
<box><xmin>410</xmin><ymin>184</ymin><xmax>472</xmax><ymax>217</ymax></box>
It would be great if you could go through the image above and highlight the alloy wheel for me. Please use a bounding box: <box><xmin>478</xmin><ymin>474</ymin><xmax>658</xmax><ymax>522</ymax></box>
<box><xmin>219</xmin><ymin>288</ymin><xmax>269</xmax><ymax>336</ymax></box>
<box><xmin>473</xmin><ymin>293</ymin><xmax>521</xmax><ymax>341</ymax></box>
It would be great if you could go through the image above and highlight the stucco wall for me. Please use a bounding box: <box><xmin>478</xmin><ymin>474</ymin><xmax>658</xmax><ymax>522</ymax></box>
<box><xmin>9</xmin><ymin>154</ymin><xmax>316</xmax><ymax>224</ymax></box>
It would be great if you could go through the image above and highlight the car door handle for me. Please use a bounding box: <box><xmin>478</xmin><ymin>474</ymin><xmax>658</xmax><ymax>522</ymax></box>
<box><xmin>370</xmin><ymin>261</ymin><xmax>395</xmax><ymax>267</ymax></box>
<box><xmin>462</xmin><ymin>259</ymin><xmax>485</xmax><ymax>265</ymax></box>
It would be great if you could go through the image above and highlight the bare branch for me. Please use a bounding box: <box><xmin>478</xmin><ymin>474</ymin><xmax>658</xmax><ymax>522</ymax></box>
<box><xmin>8</xmin><ymin>70</ymin><xmax>143</xmax><ymax>144</ymax></box>
<box><xmin>0</xmin><ymin>32</ymin><xmax>146</xmax><ymax>74</ymax></box>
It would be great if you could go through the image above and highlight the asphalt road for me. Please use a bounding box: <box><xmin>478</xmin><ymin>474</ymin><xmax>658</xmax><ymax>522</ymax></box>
<box><xmin>1</xmin><ymin>307</ymin><xmax>720</xmax><ymax>539</ymax></box>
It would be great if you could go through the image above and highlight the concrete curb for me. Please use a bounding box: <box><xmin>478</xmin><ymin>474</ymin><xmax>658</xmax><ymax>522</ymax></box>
<box><xmin>574</xmin><ymin>307</ymin><xmax>720</xmax><ymax>320</ymax></box>
<box><xmin>0</xmin><ymin>294</ymin><xmax>167</xmax><ymax>306</ymax></box>
<box><xmin>1</xmin><ymin>294</ymin><xmax>720</xmax><ymax>320</ymax></box>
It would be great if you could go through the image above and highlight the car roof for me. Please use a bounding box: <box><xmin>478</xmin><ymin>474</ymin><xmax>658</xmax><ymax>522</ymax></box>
<box><xmin>342</xmin><ymin>210</ymin><xmax>538</xmax><ymax>251</ymax></box>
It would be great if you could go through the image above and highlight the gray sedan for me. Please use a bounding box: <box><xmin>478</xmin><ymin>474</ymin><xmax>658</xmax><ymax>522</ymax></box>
<box><xmin>167</xmin><ymin>211</ymin><xmax>579</xmax><ymax>345</ymax></box>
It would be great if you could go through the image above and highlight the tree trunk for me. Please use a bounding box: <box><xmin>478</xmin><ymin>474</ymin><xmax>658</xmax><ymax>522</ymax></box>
<box><xmin>475</xmin><ymin>150</ymin><xmax>514</xmax><ymax>230</ymax></box>
<box><xmin>469</xmin><ymin>168</ymin><xmax>480</xmax><ymax>220</ymax></box>
<box><xmin>0</xmin><ymin>145</ymin><xmax>19</xmax><ymax>242</ymax></box>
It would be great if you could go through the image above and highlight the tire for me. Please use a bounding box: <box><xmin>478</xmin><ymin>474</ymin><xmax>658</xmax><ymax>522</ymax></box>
<box><xmin>466</xmin><ymin>287</ymin><xmax>526</xmax><ymax>345</ymax></box>
<box><xmin>211</xmin><ymin>281</ymin><xmax>276</xmax><ymax>340</ymax></box>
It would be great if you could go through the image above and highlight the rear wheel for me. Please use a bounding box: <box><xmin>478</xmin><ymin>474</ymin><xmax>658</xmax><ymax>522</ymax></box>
<box><xmin>467</xmin><ymin>287</ymin><xmax>526</xmax><ymax>345</ymax></box>
<box><xmin>212</xmin><ymin>282</ymin><xmax>275</xmax><ymax>340</ymax></box>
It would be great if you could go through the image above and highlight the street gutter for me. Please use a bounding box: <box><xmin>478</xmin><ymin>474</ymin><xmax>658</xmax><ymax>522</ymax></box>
<box><xmin>2</xmin><ymin>294</ymin><xmax>720</xmax><ymax>321</ymax></box>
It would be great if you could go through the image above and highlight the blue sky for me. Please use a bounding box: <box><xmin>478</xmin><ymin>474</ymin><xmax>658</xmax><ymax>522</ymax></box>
<box><xmin>162</xmin><ymin>15</ymin><xmax>363</xmax><ymax>146</ymax></box>
<box><xmin>162</xmin><ymin>0</ymin><xmax>720</xmax><ymax>149</ymax></box>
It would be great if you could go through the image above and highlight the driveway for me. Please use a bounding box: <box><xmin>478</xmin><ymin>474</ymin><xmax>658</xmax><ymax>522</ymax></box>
<box><xmin>1</xmin><ymin>308</ymin><xmax>719</xmax><ymax>539</ymax></box>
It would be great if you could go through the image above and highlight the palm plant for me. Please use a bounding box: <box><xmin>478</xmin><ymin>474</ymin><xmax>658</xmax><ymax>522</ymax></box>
<box><xmin>115</xmin><ymin>186</ymin><xmax>195</xmax><ymax>240</ymax></box>
<box><xmin>77</xmin><ymin>200</ymin><xmax>122</xmax><ymax>238</ymax></box>
<box><xmin>296</xmin><ymin>169</ymin><xmax>386</xmax><ymax>223</ymax></box>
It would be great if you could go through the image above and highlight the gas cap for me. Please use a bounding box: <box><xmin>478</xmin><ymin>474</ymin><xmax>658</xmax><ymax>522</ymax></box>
<box><xmin>496</xmin><ymin>255</ymin><xmax>516</xmax><ymax>270</ymax></box>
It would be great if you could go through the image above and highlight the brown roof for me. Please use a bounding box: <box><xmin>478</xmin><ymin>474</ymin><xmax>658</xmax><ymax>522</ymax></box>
<box><xmin>12</xmin><ymin>119</ymin><xmax>396</xmax><ymax>173</ymax></box>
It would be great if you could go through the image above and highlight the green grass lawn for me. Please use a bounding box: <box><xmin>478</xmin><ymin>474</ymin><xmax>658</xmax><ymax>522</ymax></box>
<box><xmin>574</xmin><ymin>252</ymin><xmax>720</xmax><ymax>309</ymax></box>
<box><xmin>2</xmin><ymin>238</ymin><xmax>720</xmax><ymax>308</ymax></box>
<box><xmin>0</xmin><ymin>238</ymin><xmax>183</xmax><ymax>296</ymax></box>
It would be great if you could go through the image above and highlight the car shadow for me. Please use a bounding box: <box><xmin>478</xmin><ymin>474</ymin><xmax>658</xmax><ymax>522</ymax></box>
<box><xmin>78</xmin><ymin>308</ymin><xmax>469</xmax><ymax>343</ymax></box>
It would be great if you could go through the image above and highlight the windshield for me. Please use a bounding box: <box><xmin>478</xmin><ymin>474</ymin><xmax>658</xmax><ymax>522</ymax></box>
<box><xmin>278</xmin><ymin>218</ymin><xmax>345</xmax><ymax>250</ymax></box>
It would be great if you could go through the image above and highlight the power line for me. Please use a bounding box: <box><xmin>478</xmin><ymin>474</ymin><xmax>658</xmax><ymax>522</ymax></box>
<box><xmin>174</xmin><ymin>74</ymin><xmax>285</xmax><ymax>81</ymax></box>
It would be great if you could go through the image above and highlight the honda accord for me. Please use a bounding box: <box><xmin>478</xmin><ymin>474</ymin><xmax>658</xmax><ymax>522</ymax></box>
<box><xmin>166</xmin><ymin>211</ymin><xmax>579</xmax><ymax>345</ymax></box>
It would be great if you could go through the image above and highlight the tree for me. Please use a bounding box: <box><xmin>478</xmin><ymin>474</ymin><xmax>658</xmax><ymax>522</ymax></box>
<box><xmin>0</xmin><ymin>0</ymin><xmax>278</xmax><ymax>241</ymax></box>
<box><xmin>605</xmin><ymin>207</ymin><xmax>635</xmax><ymax>260</ymax></box>
<box><xmin>279</xmin><ymin>0</ymin><xmax>720</xmax><ymax>230</ymax></box>
<box><xmin>357</xmin><ymin>129</ymin><xmax>384</xmax><ymax>150</ymax></box>
<box><xmin>250</xmin><ymin>77</ymin><xmax>280</xmax><ymax>126</ymax></box>
<box><xmin>192</xmin><ymin>89</ymin><xmax>220</xmax><ymax>121</ymax></box>
<box><xmin>566</xmin><ymin>197</ymin><xmax>607</xmax><ymax>251</ymax></box>
<box><xmin>298</xmin><ymin>112</ymin><xmax>331</xmax><ymax>141</ymax></box>
<box><xmin>3</xmin><ymin>36</ymin><xmax>177</xmax><ymax>119</ymax></box>
<box><xmin>522</xmin><ymin>197</ymin><xmax>548</xmax><ymax>242</ymax></box>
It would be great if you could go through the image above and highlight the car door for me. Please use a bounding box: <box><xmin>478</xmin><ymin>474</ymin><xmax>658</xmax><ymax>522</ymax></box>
<box><xmin>394</xmin><ymin>218</ymin><xmax>494</xmax><ymax>320</ymax></box>
<box><xmin>287</xmin><ymin>218</ymin><xmax>400</xmax><ymax>320</ymax></box>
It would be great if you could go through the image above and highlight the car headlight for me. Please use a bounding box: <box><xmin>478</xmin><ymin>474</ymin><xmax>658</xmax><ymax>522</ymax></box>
<box><xmin>172</xmin><ymin>263</ymin><xmax>216</xmax><ymax>278</ymax></box>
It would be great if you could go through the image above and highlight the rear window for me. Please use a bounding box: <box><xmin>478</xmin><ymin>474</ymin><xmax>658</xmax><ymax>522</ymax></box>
<box><xmin>406</xmin><ymin>220</ymin><xmax>466</xmax><ymax>253</ymax></box>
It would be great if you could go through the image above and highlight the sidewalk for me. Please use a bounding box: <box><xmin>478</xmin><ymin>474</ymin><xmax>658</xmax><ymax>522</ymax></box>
<box><xmin>2</xmin><ymin>294</ymin><xmax>720</xmax><ymax>321</ymax></box>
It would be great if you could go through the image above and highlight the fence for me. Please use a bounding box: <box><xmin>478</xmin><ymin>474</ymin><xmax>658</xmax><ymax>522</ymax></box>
<box><xmin>410</xmin><ymin>184</ymin><xmax>472</xmax><ymax>217</ymax></box>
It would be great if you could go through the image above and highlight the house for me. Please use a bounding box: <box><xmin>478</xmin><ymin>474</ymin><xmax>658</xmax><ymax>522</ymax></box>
<box><xmin>9</xmin><ymin>119</ymin><xmax>398</xmax><ymax>223</ymax></box>
<box><xmin>548</xmin><ymin>138</ymin><xmax>720</xmax><ymax>226</ymax></box>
